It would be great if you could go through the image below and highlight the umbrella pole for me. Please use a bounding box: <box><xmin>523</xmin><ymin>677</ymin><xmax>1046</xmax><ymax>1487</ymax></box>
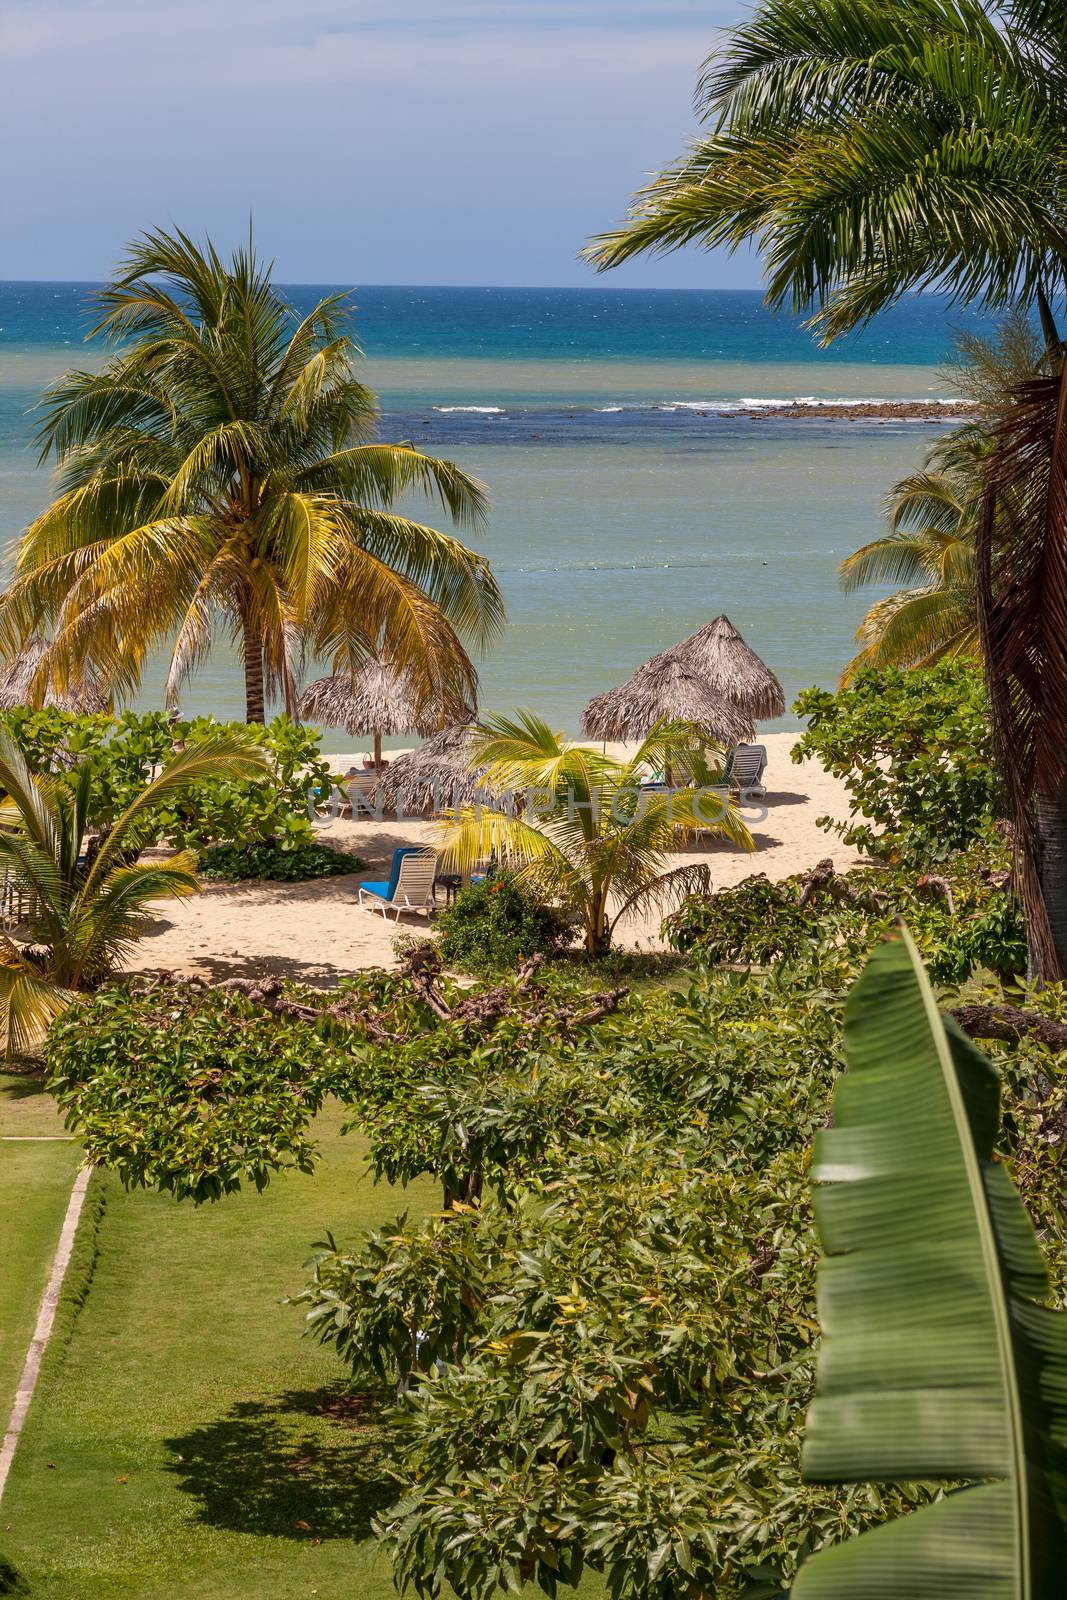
<box><xmin>374</xmin><ymin>728</ymin><xmax>383</xmax><ymax>770</ymax></box>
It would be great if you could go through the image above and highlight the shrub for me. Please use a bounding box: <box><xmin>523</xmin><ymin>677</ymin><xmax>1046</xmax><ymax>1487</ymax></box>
<box><xmin>435</xmin><ymin>872</ymin><xmax>574</xmax><ymax>973</ymax></box>
<box><xmin>46</xmin><ymin>984</ymin><xmax>339</xmax><ymax>1201</ymax></box>
<box><xmin>0</xmin><ymin>706</ymin><xmax>330</xmax><ymax>850</ymax></box>
<box><xmin>792</xmin><ymin>662</ymin><xmax>1003</xmax><ymax>864</ymax></box>
<box><xmin>43</xmin><ymin>932</ymin><xmax>1065</xmax><ymax>1600</ymax></box>
<box><xmin>197</xmin><ymin>840</ymin><xmax>365</xmax><ymax>882</ymax></box>
<box><xmin>0</xmin><ymin>705</ymin><xmax>173</xmax><ymax>822</ymax></box>
<box><xmin>908</xmin><ymin>876</ymin><xmax>1028</xmax><ymax>985</ymax></box>
<box><xmin>148</xmin><ymin>714</ymin><xmax>331</xmax><ymax>850</ymax></box>
<box><xmin>661</xmin><ymin>847</ymin><xmax>1027</xmax><ymax>986</ymax></box>
<box><xmin>663</xmin><ymin>874</ymin><xmax>815</xmax><ymax>964</ymax></box>
<box><xmin>293</xmin><ymin>943</ymin><xmax>1065</xmax><ymax>1600</ymax></box>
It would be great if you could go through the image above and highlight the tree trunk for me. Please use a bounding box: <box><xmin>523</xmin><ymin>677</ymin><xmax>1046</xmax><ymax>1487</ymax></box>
<box><xmin>587</xmin><ymin>889</ymin><xmax>610</xmax><ymax>956</ymax></box>
<box><xmin>242</xmin><ymin>620</ymin><xmax>266</xmax><ymax>726</ymax></box>
<box><xmin>443</xmin><ymin>1170</ymin><xmax>482</xmax><ymax>1209</ymax></box>
<box><xmin>1034</xmin><ymin>781</ymin><xmax>1067</xmax><ymax>979</ymax></box>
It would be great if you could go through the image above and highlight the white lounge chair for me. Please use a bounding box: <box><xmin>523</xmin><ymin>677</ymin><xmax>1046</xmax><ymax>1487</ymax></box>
<box><xmin>346</xmin><ymin>771</ymin><xmax>379</xmax><ymax>817</ymax></box>
<box><xmin>358</xmin><ymin>849</ymin><xmax>439</xmax><ymax>921</ymax></box>
<box><xmin>727</xmin><ymin>743</ymin><xmax>768</xmax><ymax>801</ymax></box>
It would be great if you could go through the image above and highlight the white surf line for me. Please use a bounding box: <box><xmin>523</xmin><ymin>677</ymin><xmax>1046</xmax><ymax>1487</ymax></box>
<box><xmin>0</xmin><ymin>1163</ymin><xmax>92</xmax><ymax>1506</ymax></box>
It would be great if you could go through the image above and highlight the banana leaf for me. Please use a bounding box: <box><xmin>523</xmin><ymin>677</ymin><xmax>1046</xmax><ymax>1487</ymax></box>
<box><xmin>793</xmin><ymin>925</ymin><xmax>1067</xmax><ymax>1598</ymax></box>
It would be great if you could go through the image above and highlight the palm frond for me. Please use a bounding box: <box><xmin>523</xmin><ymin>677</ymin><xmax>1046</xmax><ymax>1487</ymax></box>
<box><xmin>68</xmin><ymin>854</ymin><xmax>201</xmax><ymax>985</ymax></box>
<box><xmin>607</xmin><ymin>863</ymin><xmax>713</xmax><ymax>937</ymax></box>
<box><xmin>296</xmin><ymin>445</ymin><xmax>489</xmax><ymax>530</ymax></box>
<box><xmin>0</xmin><ymin>941</ymin><xmax>72</xmax><ymax>1059</ymax></box>
<box><xmin>80</xmin><ymin>735</ymin><xmax>267</xmax><ymax>897</ymax></box>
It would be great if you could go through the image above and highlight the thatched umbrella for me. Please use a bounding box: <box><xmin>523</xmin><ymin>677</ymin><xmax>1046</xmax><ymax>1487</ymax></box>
<box><xmin>581</xmin><ymin>651</ymin><xmax>755</xmax><ymax>750</ymax></box>
<box><xmin>671</xmin><ymin>614</ymin><xmax>785</xmax><ymax>721</ymax></box>
<box><xmin>0</xmin><ymin>638</ymin><xmax>108</xmax><ymax>715</ymax></box>
<box><xmin>298</xmin><ymin>661</ymin><xmax>473</xmax><ymax>769</ymax></box>
<box><xmin>373</xmin><ymin>724</ymin><xmax>498</xmax><ymax>817</ymax></box>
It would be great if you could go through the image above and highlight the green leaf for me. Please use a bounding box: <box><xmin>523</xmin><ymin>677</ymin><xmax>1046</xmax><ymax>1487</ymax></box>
<box><xmin>795</xmin><ymin>924</ymin><xmax>1067</xmax><ymax>1598</ymax></box>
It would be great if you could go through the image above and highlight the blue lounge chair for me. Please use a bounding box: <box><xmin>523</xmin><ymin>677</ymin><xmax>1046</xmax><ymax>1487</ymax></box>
<box><xmin>358</xmin><ymin>847</ymin><xmax>439</xmax><ymax>920</ymax></box>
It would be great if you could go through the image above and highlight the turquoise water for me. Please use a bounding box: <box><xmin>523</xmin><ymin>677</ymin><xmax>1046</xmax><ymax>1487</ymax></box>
<box><xmin>0</xmin><ymin>283</ymin><xmax>982</xmax><ymax>733</ymax></box>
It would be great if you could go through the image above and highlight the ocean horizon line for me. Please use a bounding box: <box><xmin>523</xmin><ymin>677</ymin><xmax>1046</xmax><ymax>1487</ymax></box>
<box><xmin>0</xmin><ymin>277</ymin><xmax>975</xmax><ymax>300</ymax></box>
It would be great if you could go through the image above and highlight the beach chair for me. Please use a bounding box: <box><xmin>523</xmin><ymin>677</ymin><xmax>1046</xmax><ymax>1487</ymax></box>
<box><xmin>344</xmin><ymin>770</ymin><xmax>377</xmax><ymax>813</ymax></box>
<box><xmin>358</xmin><ymin>847</ymin><xmax>439</xmax><ymax>921</ymax></box>
<box><xmin>726</xmin><ymin>743</ymin><xmax>768</xmax><ymax>801</ymax></box>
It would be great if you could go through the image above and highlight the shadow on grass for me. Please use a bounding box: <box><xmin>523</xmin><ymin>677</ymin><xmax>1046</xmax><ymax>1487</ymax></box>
<box><xmin>0</xmin><ymin>1069</ymin><xmax>47</xmax><ymax>1101</ymax></box>
<box><xmin>0</xmin><ymin>1551</ymin><xmax>27</xmax><ymax>1595</ymax></box>
<box><xmin>164</xmin><ymin>1386</ymin><xmax>396</xmax><ymax>1541</ymax></box>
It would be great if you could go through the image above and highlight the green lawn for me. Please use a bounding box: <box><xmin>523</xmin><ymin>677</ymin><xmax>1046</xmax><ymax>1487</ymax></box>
<box><xmin>0</xmin><ymin>1074</ymin><xmax>82</xmax><ymax>1434</ymax></box>
<box><xmin>1</xmin><ymin>1094</ymin><xmax>438</xmax><ymax>1599</ymax></box>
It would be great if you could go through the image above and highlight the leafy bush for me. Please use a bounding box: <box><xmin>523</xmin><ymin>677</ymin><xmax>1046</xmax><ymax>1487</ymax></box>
<box><xmin>792</xmin><ymin>662</ymin><xmax>1003</xmax><ymax>864</ymax></box>
<box><xmin>292</xmin><ymin>961</ymin><xmax>907</xmax><ymax>1600</ymax></box>
<box><xmin>47</xmin><ymin>984</ymin><xmax>340</xmax><ymax>1201</ymax></box>
<box><xmin>0</xmin><ymin>707</ymin><xmax>330</xmax><ymax>850</ymax></box>
<box><xmin>663</xmin><ymin>874</ymin><xmax>815</xmax><ymax>964</ymax></box>
<box><xmin>145</xmin><ymin>715</ymin><xmax>331</xmax><ymax>850</ymax></box>
<box><xmin>662</xmin><ymin>849</ymin><xmax>1026</xmax><ymax>986</ymax></box>
<box><xmin>435</xmin><ymin>871</ymin><xmax>575</xmax><ymax>973</ymax></box>
<box><xmin>197</xmin><ymin>840</ymin><xmax>365</xmax><ymax>882</ymax></box>
<box><xmin>0</xmin><ymin>705</ymin><xmax>173</xmax><ymax>821</ymax></box>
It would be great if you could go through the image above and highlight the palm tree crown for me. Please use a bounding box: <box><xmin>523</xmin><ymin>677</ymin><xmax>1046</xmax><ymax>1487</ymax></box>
<box><xmin>838</xmin><ymin>315</ymin><xmax>1048</xmax><ymax>676</ymax></box>
<box><xmin>439</xmin><ymin>712</ymin><xmax>753</xmax><ymax>955</ymax></box>
<box><xmin>3</xmin><ymin>228</ymin><xmax>504</xmax><ymax>722</ymax></box>
<box><xmin>840</xmin><ymin>429</ymin><xmax>983</xmax><ymax>678</ymax></box>
<box><xmin>0</xmin><ymin>730</ymin><xmax>267</xmax><ymax>1055</ymax></box>
<box><xmin>587</xmin><ymin>0</ymin><xmax>1067</xmax><ymax>341</ymax></box>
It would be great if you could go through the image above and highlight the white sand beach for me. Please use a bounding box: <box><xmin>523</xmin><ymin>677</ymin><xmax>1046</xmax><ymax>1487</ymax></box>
<box><xmin>126</xmin><ymin>731</ymin><xmax>863</xmax><ymax>986</ymax></box>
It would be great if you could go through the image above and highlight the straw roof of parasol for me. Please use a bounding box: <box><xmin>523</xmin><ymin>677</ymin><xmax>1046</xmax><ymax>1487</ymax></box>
<box><xmin>297</xmin><ymin>661</ymin><xmax>470</xmax><ymax>739</ymax></box>
<box><xmin>373</xmin><ymin>724</ymin><xmax>500</xmax><ymax>816</ymax></box>
<box><xmin>581</xmin><ymin>651</ymin><xmax>755</xmax><ymax>746</ymax></box>
<box><xmin>0</xmin><ymin>638</ymin><xmax>108</xmax><ymax>715</ymax></box>
<box><xmin>671</xmin><ymin>614</ymin><xmax>785</xmax><ymax>720</ymax></box>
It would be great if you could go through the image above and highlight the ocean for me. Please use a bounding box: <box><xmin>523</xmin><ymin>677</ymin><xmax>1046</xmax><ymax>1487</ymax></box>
<box><xmin>0</xmin><ymin>282</ymin><xmax>986</xmax><ymax>736</ymax></box>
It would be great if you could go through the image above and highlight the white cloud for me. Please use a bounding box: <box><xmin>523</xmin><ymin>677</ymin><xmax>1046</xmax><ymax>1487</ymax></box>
<box><xmin>0</xmin><ymin>0</ymin><xmax>730</xmax><ymax>105</ymax></box>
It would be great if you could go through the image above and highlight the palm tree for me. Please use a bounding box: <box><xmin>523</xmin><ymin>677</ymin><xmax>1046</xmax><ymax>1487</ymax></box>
<box><xmin>586</xmin><ymin>0</ymin><xmax>1067</xmax><ymax>978</ymax></box>
<box><xmin>1</xmin><ymin>228</ymin><xmax>504</xmax><ymax>724</ymax></box>
<box><xmin>840</xmin><ymin>429</ymin><xmax>981</xmax><ymax>677</ymax></box>
<box><xmin>0</xmin><ymin>729</ymin><xmax>266</xmax><ymax>1055</ymax></box>
<box><xmin>840</xmin><ymin>317</ymin><xmax>1047</xmax><ymax>674</ymax></box>
<box><xmin>438</xmin><ymin>712</ymin><xmax>753</xmax><ymax>955</ymax></box>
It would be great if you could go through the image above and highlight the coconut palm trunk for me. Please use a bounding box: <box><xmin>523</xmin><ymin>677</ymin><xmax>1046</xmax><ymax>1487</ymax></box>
<box><xmin>1035</xmin><ymin>788</ymin><xmax>1067</xmax><ymax>976</ymax></box>
<box><xmin>242</xmin><ymin>621</ymin><xmax>266</xmax><ymax>726</ymax></box>
<box><xmin>587</xmin><ymin>880</ymin><xmax>610</xmax><ymax>956</ymax></box>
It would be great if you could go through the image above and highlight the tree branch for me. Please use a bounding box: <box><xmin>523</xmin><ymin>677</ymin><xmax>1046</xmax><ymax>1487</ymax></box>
<box><xmin>950</xmin><ymin>1002</ymin><xmax>1067</xmax><ymax>1050</ymax></box>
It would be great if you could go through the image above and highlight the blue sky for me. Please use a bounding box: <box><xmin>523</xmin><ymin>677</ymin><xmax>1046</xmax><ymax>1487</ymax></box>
<box><xmin>1</xmin><ymin>0</ymin><xmax>761</xmax><ymax>287</ymax></box>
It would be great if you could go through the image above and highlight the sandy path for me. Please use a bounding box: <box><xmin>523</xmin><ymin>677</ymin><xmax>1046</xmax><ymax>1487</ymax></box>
<box><xmin>126</xmin><ymin>731</ymin><xmax>862</xmax><ymax>986</ymax></box>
